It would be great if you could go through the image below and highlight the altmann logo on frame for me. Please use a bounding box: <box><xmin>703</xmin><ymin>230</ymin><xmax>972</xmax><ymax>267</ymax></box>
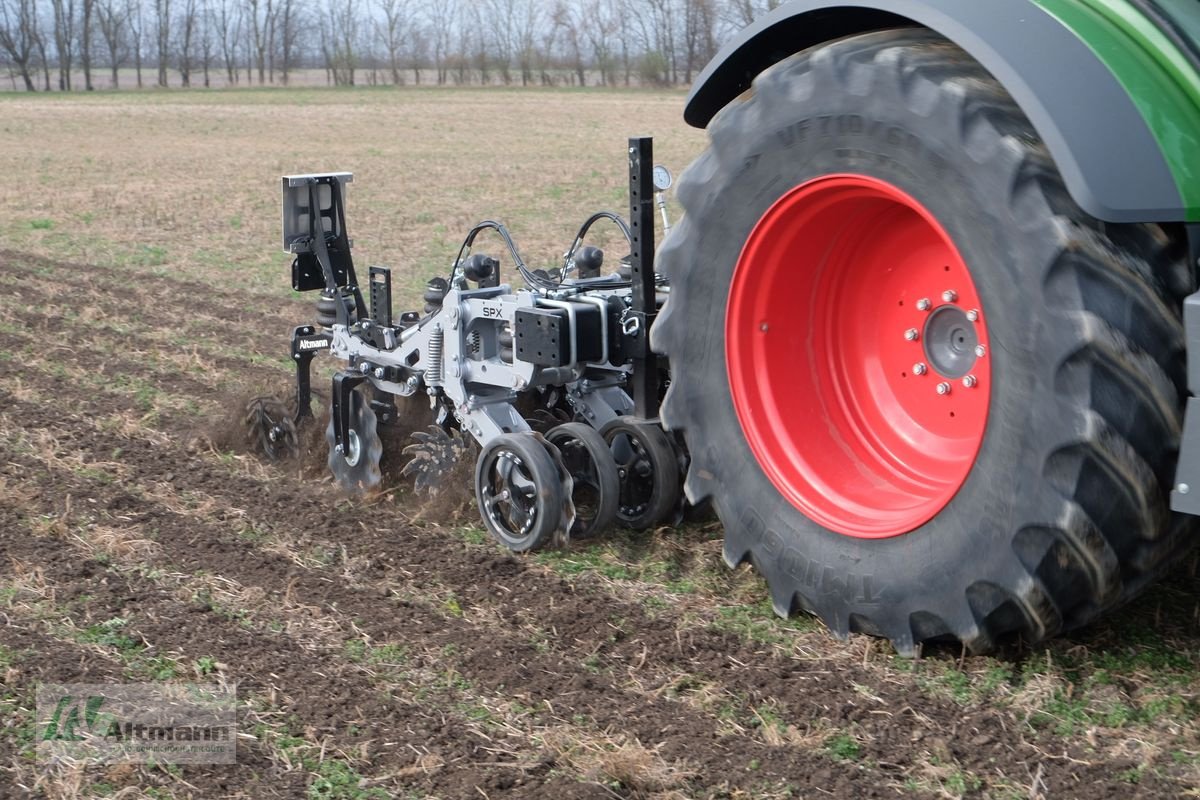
<box><xmin>37</xmin><ymin>683</ymin><xmax>237</xmax><ymax>764</ymax></box>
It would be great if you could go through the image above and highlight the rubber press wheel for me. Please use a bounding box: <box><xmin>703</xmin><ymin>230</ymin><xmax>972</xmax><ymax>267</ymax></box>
<box><xmin>651</xmin><ymin>29</ymin><xmax>1194</xmax><ymax>653</ymax></box>
<box><xmin>601</xmin><ymin>418</ymin><xmax>681</xmax><ymax>531</ymax></box>
<box><xmin>547</xmin><ymin>422</ymin><xmax>621</xmax><ymax>538</ymax></box>
<box><xmin>475</xmin><ymin>433</ymin><xmax>566</xmax><ymax>552</ymax></box>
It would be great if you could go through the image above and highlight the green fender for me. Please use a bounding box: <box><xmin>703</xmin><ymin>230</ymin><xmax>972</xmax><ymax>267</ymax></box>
<box><xmin>685</xmin><ymin>0</ymin><xmax>1200</xmax><ymax>223</ymax></box>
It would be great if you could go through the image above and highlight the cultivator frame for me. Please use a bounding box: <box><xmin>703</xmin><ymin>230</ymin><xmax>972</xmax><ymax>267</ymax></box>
<box><xmin>254</xmin><ymin>138</ymin><xmax>684</xmax><ymax>550</ymax></box>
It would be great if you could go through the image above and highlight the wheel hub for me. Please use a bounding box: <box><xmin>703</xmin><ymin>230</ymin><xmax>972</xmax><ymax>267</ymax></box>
<box><xmin>483</xmin><ymin>451</ymin><xmax>537</xmax><ymax>536</ymax></box>
<box><xmin>923</xmin><ymin>305</ymin><xmax>980</xmax><ymax>379</ymax></box>
<box><xmin>725</xmin><ymin>174</ymin><xmax>992</xmax><ymax>538</ymax></box>
<box><xmin>344</xmin><ymin>429</ymin><xmax>362</xmax><ymax>467</ymax></box>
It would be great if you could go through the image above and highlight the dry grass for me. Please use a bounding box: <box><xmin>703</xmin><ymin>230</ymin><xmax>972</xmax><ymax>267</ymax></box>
<box><xmin>0</xmin><ymin>86</ymin><xmax>704</xmax><ymax>305</ymax></box>
<box><xmin>541</xmin><ymin>726</ymin><xmax>696</xmax><ymax>797</ymax></box>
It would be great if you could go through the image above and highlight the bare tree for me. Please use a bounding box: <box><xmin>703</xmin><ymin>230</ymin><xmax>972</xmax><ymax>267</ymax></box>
<box><xmin>723</xmin><ymin>0</ymin><xmax>780</xmax><ymax>28</ymax></box>
<box><xmin>199</xmin><ymin>0</ymin><xmax>213</xmax><ymax>84</ymax></box>
<box><xmin>96</xmin><ymin>0</ymin><xmax>127</xmax><ymax>87</ymax></box>
<box><xmin>154</xmin><ymin>0</ymin><xmax>169</xmax><ymax>85</ymax></box>
<box><xmin>243</xmin><ymin>12</ymin><xmax>250</xmax><ymax>80</ymax></box>
<box><xmin>449</xmin><ymin>1</ymin><xmax>471</xmax><ymax>84</ymax></box>
<box><xmin>35</xmin><ymin>16</ymin><xmax>50</xmax><ymax>89</ymax></box>
<box><xmin>50</xmin><ymin>0</ymin><xmax>76</xmax><ymax>89</ymax></box>
<box><xmin>321</xmin><ymin>0</ymin><xmax>357</xmax><ymax>85</ymax></box>
<box><xmin>464</xmin><ymin>4</ymin><xmax>487</xmax><ymax>84</ymax></box>
<box><xmin>451</xmin><ymin>7</ymin><xmax>477</xmax><ymax>84</ymax></box>
<box><xmin>582</xmin><ymin>0</ymin><xmax>617</xmax><ymax>86</ymax></box>
<box><xmin>127</xmin><ymin>0</ymin><xmax>143</xmax><ymax>86</ymax></box>
<box><xmin>648</xmin><ymin>0</ymin><xmax>678</xmax><ymax>83</ymax></box>
<box><xmin>244</xmin><ymin>0</ymin><xmax>273</xmax><ymax>83</ymax></box>
<box><xmin>484</xmin><ymin>0</ymin><xmax>519</xmax><ymax>84</ymax></box>
<box><xmin>276</xmin><ymin>0</ymin><xmax>299</xmax><ymax>84</ymax></box>
<box><xmin>536</xmin><ymin>17</ymin><xmax>554</xmax><ymax>84</ymax></box>
<box><xmin>78</xmin><ymin>0</ymin><xmax>95</xmax><ymax>87</ymax></box>
<box><xmin>681</xmin><ymin>0</ymin><xmax>715</xmax><ymax>83</ymax></box>
<box><xmin>513</xmin><ymin>0</ymin><xmax>539</xmax><ymax>86</ymax></box>
<box><xmin>0</xmin><ymin>0</ymin><xmax>39</xmax><ymax>90</ymax></box>
<box><xmin>407</xmin><ymin>20</ymin><xmax>425</xmax><ymax>83</ymax></box>
<box><xmin>0</xmin><ymin>0</ymin><xmax>778</xmax><ymax>95</ymax></box>
<box><xmin>266</xmin><ymin>0</ymin><xmax>275</xmax><ymax>79</ymax></box>
<box><xmin>550</xmin><ymin>0</ymin><xmax>584</xmax><ymax>86</ymax></box>
<box><xmin>177</xmin><ymin>0</ymin><xmax>198</xmax><ymax>85</ymax></box>
<box><xmin>424</xmin><ymin>0</ymin><xmax>453</xmax><ymax>85</ymax></box>
<box><xmin>214</xmin><ymin>0</ymin><xmax>239</xmax><ymax>83</ymax></box>
<box><xmin>376</xmin><ymin>0</ymin><xmax>408</xmax><ymax>85</ymax></box>
<box><xmin>624</xmin><ymin>0</ymin><xmax>672</xmax><ymax>85</ymax></box>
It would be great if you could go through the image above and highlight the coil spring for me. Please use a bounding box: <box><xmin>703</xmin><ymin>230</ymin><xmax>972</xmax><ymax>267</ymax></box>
<box><xmin>426</xmin><ymin>326</ymin><xmax>444</xmax><ymax>385</ymax></box>
<box><xmin>468</xmin><ymin>330</ymin><xmax>482</xmax><ymax>357</ymax></box>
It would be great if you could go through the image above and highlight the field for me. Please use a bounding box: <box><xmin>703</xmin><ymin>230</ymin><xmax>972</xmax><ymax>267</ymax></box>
<box><xmin>0</xmin><ymin>86</ymin><xmax>1197</xmax><ymax>799</ymax></box>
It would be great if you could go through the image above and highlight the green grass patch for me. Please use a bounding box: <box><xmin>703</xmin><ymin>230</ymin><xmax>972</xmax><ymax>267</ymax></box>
<box><xmin>535</xmin><ymin>546</ymin><xmax>634</xmax><ymax>581</ymax></box>
<box><xmin>77</xmin><ymin>617</ymin><xmax>140</xmax><ymax>653</ymax></box>
<box><xmin>136</xmin><ymin>654</ymin><xmax>178</xmax><ymax>681</ymax></box>
<box><xmin>127</xmin><ymin>245</ymin><xmax>169</xmax><ymax>267</ymax></box>
<box><xmin>0</xmin><ymin>644</ymin><xmax>15</xmax><ymax>671</ymax></box>
<box><xmin>915</xmin><ymin>661</ymin><xmax>1014</xmax><ymax>706</ymax></box>
<box><xmin>711</xmin><ymin>599</ymin><xmax>818</xmax><ymax>644</ymax></box>
<box><xmin>457</xmin><ymin>526</ymin><xmax>490</xmax><ymax>546</ymax></box>
<box><xmin>342</xmin><ymin>639</ymin><xmax>367</xmax><ymax>663</ymax></box>
<box><xmin>367</xmin><ymin>643</ymin><xmax>408</xmax><ymax>666</ymax></box>
<box><xmin>825</xmin><ymin>733</ymin><xmax>861</xmax><ymax>761</ymax></box>
<box><xmin>441</xmin><ymin>594</ymin><xmax>464</xmax><ymax>617</ymax></box>
<box><xmin>75</xmin><ymin>465</ymin><xmax>115</xmax><ymax>484</ymax></box>
<box><xmin>307</xmin><ymin>759</ymin><xmax>389</xmax><ymax>800</ymax></box>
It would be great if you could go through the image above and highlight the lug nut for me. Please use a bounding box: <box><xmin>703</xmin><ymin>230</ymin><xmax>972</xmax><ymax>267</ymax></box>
<box><xmin>916</xmin><ymin>298</ymin><xmax>931</xmax><ymax>312</ymax></box>
<box><xmin>936</xmin><ymin>382</ymin><xmax>952</xmax><ymax>396</ymax></box>
<box><xmin>974</xmin><ymin>345</ymin><xmax>987</xmax><ymax>358</ymax></box>
<box><xmin>913</xmin><ymin>363</ymin><xmax>928</xmax><ymax>376</ymax></box>
<box><xmin>966</xmin><ymin>309</ymin><xmax>980</xmax><ymax>323</ymax></box>
<box><xmin>942</xmin><ymin>290</ymin><xmax>958</xmax><ymax>303</ymax></box>
<box><xmin>905</xmin><ymin>328</ymin><xmax>920</xmax><ymax>342</ymax></box>
<box><xmin>962</xmin><ymin>375</ymin><xmax>978</xmax><ymax>389</ymax></box>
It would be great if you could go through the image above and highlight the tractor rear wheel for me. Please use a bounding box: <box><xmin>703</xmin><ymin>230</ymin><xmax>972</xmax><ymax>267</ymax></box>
<box><xmin>653</xmin><ymin>29</ymin><xmax>1196</xmax><ymax>653</ymax></box>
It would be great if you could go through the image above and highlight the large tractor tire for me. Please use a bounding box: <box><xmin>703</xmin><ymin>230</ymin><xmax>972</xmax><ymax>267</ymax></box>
<box><xmin>653</xmin><ymin>29</ymin><xmax>1197</xmax><ymax>654</ymax></box>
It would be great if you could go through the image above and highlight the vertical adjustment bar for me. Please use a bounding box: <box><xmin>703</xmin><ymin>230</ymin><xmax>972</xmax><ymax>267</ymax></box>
<box><xmin>628</xmin><ymin>136</ymin><xmax>660</xmax><ymax>419</ymax></box>
<box><xmin>369</xmin><ymin>266</ymin><xmax>393</xmax><ymax>327</ymax></box>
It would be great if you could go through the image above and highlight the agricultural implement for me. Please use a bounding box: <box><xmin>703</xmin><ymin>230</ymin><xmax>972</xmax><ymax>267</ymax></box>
<box><xmin>249</xmin><ymin>138</ymin><xmax>684</xmax><ymax>551</ymax></box>
<box><xmin>253</xmin><ymin>0</ymin><xmax>1200</xmax><ymax>655</ymax></box>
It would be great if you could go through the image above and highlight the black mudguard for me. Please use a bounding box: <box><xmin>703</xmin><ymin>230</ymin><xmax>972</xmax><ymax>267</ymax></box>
<box><xmin>684</xmin><ymin>0</ymin><xmax>1185</xmax><ymax>224</ymax></box>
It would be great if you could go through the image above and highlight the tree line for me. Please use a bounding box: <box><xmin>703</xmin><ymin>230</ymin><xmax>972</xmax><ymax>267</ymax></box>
<box><xmin>0</xmin><ymin>0</ymin><xmax>784</xmax><ymax>91</ymax></box>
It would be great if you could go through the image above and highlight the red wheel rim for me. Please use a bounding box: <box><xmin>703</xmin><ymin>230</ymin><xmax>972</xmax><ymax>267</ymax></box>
<box><xmin>726</xmin><ymin>175</ymin><xmax>991</xmax><ymax>539</ymax></box>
